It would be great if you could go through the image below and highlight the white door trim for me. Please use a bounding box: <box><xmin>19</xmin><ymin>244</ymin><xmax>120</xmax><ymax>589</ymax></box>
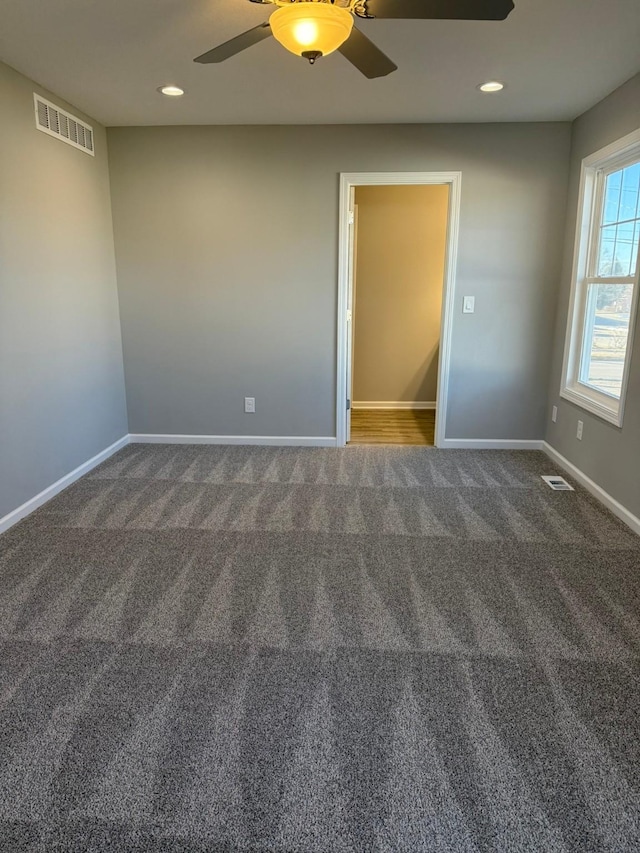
<box><xmin>336</xmin><ymin>171</ymin><xmax>462</xmax><ymax>447</ymax></box>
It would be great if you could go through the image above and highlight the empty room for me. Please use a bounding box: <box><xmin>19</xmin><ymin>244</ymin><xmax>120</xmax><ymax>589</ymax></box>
<box><xmin>1</xmin><ymin>0</ymin><xmax>640</xmax><ymax>850</ymax></box>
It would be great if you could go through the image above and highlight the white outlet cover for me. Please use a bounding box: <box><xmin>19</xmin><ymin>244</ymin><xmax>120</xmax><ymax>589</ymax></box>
<box><xmin>463</xmin><ymin>296</ymin><xmax>475</xmax><ymax>314</ymax></box>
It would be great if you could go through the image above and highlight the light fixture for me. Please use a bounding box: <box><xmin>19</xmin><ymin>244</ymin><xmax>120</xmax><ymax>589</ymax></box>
<box><xmin>158</xmin><ymin>85</ymin><xmax>185</xmax><ymax>97</ymax></box>
<box><xmin>270</xmin><ymin>1</ymin><xmax>354</xmax><ymax>64</ymax></box>
<box><xmin>478</xmin><ymin>80</ymin><xmax>504</xmax><ymax>93</ymax></box>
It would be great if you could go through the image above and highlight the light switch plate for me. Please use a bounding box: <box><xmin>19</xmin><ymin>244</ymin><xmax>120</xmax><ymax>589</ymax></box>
<box><xmin>463</xmin><ymin>296</ymin><xmax>475</xmax><ymax>314</ymax></box>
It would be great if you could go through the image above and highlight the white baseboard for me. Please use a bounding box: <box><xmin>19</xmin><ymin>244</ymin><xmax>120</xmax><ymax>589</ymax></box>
<box><xmin>542</xmin><ymin>442</ymin><xmax>640</xmax><ymax>536</ymax></box>
<box><xmin>0</xmin><ymin>432</ymin><xmax>338</xmax><ymax>535</ymax></box>
<box><xmin>353</xmin><ymin>401</ymin><xmax>436</xmax><ymax>410</ymax></box>
<box><xmin>9</xmin><ymin>435</ymin><xmax>634</xmax><ymax>539</ymax></box>
<box><xmin>128</xmin><ymin>434</ymin><xmax>338</xmax><ymax>447</ymax></box>
<box><xmin>438</xmin><ymin>439</ymin><xmax>544</xmax><ymax>450</ymax></box>
<box><xmin>0</xmin><ymin>435</ymin><xmax>130</xmax><ymax>535</ymax></box>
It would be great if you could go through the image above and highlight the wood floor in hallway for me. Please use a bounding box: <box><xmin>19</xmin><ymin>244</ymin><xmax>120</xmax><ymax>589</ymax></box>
<box><xmin>349</xmin><ymin>409</ymin><xmax>435</xmax><ymax>446</ymax></box>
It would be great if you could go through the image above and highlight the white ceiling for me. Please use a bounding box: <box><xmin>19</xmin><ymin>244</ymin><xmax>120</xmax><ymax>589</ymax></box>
<box><xmin>1</xmin><ymin>0</ymin><xmax>639</xmax><ymax>126</ymax></box>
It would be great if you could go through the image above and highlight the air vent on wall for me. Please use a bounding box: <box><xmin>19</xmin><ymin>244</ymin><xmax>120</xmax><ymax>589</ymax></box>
<box><xmin>33</xmin><ymin>94</ymin><xmax>94</xmax><ymax>156</ymax></box>
<box><xmin>541</xmin><ymin>475</ymin><xmax>574</xmax><ymax>491</ymax></box>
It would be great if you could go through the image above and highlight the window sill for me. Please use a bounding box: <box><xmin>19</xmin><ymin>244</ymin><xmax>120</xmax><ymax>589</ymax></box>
<box><xmin>560</xmin><ymin>385</ymin><xmax>623</xmax><ymax>427</ymax></box>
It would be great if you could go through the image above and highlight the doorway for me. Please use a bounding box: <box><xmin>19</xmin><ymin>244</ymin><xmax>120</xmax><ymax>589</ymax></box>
<box><xmin>336</xmin><ymin>172</ymin><xmax>461</xmax><ymax>447</ymax></box>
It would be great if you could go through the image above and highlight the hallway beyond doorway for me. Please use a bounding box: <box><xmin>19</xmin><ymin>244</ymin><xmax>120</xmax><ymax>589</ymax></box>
<box><xmin>349</xmin><ymin>409</ymin><xmax>435</xmax><ymax>445</ymax></box>
<box><xmin>336</xmin><ymin>172</ymin><xmax>461</xmax><ymax>447</ymax></box>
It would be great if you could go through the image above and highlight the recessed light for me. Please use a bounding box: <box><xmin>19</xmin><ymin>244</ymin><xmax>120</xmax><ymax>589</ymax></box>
<box><xmin>478</xmin><ymin>81</ymin><xmax>504</xmax><ymax>93</ymax></box>
<box><xmin>158</xmin><ymin>85</ymin><xmax>185</xmax><ymax>97</ymax></box>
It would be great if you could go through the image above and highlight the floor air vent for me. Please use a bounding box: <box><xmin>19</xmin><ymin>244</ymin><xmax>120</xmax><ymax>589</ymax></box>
<box><xmin>541</xmin><ymin>475</ymin><xmax>574</xmax><ymax>491</ymax></box>
<box><xmin>33</xmin><ymin>94</ymin><xmax>94</xmax><ymax>156</ymax></box>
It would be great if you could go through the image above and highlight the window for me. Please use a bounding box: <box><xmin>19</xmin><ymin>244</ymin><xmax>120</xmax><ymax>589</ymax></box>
<box><xmin>562</xmin><ymin>129</ymin><xmax>640</xmax><ymax>426</ymax></box>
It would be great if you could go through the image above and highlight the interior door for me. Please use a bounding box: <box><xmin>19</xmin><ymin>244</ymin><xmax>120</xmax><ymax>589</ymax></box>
<box><xmin>345</xmin><ymin>187</ymin><xmax>357</xmax><ymax>443</ymax></box>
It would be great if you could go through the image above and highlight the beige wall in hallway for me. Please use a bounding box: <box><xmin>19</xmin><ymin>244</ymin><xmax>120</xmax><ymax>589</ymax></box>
<box><xmin>353</xmin><ymin>185</ymin><xmax>449</xmax><ymax>404</ymax></box>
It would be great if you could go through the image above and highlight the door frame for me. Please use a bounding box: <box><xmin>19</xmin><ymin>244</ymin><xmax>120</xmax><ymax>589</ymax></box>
<box><xmin>336</xmin><ymin>171</ymin><xmax>462</xmax><ymax>447</ymax></box>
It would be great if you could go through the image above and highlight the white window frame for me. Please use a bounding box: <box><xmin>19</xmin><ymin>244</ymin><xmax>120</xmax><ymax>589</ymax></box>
<box><xmin>561</xmin><ymin>128</ymin><xmax>640</xmax><ymax>427</ymax></box>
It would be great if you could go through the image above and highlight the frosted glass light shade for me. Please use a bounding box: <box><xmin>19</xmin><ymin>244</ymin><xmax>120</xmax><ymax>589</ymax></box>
<box><xmin>270</xmin><ymin>3</ymin><xmax>353</xmax><ymax>58</ymax></box>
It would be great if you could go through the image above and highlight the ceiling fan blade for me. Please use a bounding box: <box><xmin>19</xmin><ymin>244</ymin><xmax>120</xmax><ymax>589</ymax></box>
<box><xmin>357</xmin><ymin>0</ymin><xmax>514</xmax><ymax>20</ymax></box>
<box><xmin>338</xmin><ymin>27</ymin><xmax>397</xmax><ymax>78</ymax></box>
<box><xmin>194</xmin><ymin>23</ymin><xmax>272</xmax><ymax>63</ymax></box>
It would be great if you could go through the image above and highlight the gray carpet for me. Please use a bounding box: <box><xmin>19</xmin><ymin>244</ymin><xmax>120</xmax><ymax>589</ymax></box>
<box><xmin>1</xmin><ymin>444</ymin><xmax>639</xmax><ymax>852</ymax></box>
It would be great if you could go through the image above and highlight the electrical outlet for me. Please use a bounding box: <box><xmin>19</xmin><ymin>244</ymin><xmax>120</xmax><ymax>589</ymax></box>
<box><xmin>552</xmin><ymin>405</ymin><xmax>558</xmax><ymax>423</ymax></box>
<box><xmin>244</xmin><ymin>397</ymin><xmax>255</xmax><ymax>413</ymax></box>
<box><xmin>576</xmin><ymin>420</ymin><xmax>583</xmax><ymax>440</ymax></box>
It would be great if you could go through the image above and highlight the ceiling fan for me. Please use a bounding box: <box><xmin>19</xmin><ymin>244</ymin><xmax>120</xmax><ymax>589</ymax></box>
<box><xmin>194</xmin><ymin>0</ymin><xmax>515</xmax><ymax>79</ymax></box>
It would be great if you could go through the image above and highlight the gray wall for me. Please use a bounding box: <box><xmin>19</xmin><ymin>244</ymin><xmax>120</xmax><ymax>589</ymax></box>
<box><xmin>546</xmin><ymin>73</ymin><xmax>640</xmax><ymax>518</ymax></box>
<box><xmin>353</xmin><ymin>185</ymin><xmax>448</xmax><ymax>405</ymax></box>
<box><xmin>0</xmin><ymin>62</ymin><xmax>127</xmax><ymax>519</ymax></box>
<box><xmin>108</xmin><ymin>122</ymin><xmax>570</xmax><ymax>440</ymax></box>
